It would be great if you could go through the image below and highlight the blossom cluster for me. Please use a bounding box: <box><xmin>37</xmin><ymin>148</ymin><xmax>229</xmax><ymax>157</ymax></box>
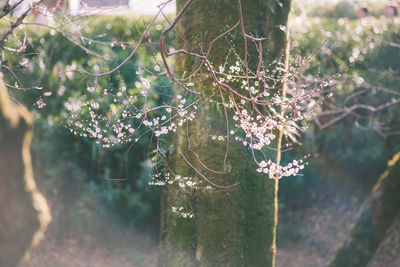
<box><xmin>149</xmin><ymin>173</ymin><xmax>197</xmax><ymax>189</ymax></box>
<box><xmin>65</xmin><ymin>39</ymin><xmax>313</xmax><ymax>189</ymax></box>
<box><xmin>256</xmin><ymin>158</ymin><xmax>307</xmax><ymax>179</ymax></box>
<box><xmin>233</xmin><ymin>109</ymin><xmax>278</xmax><ymax>150</ymax></box>
<box><xmin>65</xmin><ymin>77</ymin><xmax>198</xmax><ymax>149</ymax></box>
<box><xmin>208</xmin><ymin>56</ymin><xmax>311</xmax><ymax>179</ymax></box>
<box><xmin>171</xmin><ymin>206</ymin><xmax>194</xmax><ymax>218</ymax></box>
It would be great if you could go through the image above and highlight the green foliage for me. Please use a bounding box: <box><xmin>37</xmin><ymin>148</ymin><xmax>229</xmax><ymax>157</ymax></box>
<box><xmin>292</xmin><ymin>0</ymin><xmax>387</xmax><ymax>19</ymax></box>
<box><xmin>1</xmin><ymin>14</ymin><xmax>173</xmax><ymax>233</ymax></box>
<box><xmin>279</xmin><ymin>8</ymin><xmax>400</xmax><ymax>214</ymax></box>
<box><xmin>289</xmin><ymin>14</ymin><xmax>400</xmax><ymax>185</ymax></box>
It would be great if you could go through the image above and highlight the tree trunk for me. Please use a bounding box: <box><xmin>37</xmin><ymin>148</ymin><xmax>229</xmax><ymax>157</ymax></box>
<box><xmin>0</xmin><ymin>79</ymin><xmax>51</xmax><ymax>267</ymax></box>
<box><xmin>159</xmin><ymin>1</ymin><xmax>291</xmax><ymax>266</ymax></box>
<box><xmin>367</xmin><ymin>212</ymin><xmax>400</xmax><ymax>267</ymax></box>
<box><xmin>327</xmin><ymin>150</ymin><xmax>400</xmax><ymax>267</ymax></box>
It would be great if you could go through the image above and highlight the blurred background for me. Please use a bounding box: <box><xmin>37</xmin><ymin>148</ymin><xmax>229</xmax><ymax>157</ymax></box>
<box><xmin>1</xmin><ymin>0</ymin><xmax>400</xmax><ymax>266</ymax></box>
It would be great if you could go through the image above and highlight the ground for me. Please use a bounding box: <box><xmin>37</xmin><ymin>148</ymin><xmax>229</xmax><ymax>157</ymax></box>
<box><xmin>276</xmin><ymin>191</ymin><xmax>361</xmax><ymax>267</ymax></box>
<box><xmin>20</xmin><ymin>173</ymin><xmax>365</xmax><ymax>267</ymax></box>
<box><xmin>21</xmin><ymin>232</ymin><xmax>158</xmax><ymax>267</ymax></box>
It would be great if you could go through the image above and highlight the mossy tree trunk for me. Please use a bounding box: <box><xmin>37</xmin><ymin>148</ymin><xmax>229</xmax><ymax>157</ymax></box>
<box><xmin>0</xmin><ymin>79</ymin><xmax>51</xmax><ymax>267</ymax></box>
<box><xmin>328</xmin><ymin>151</ymin><xmax>400</xmax><ymax>267</ymax></box>
<box><xmin>159</xmin><ymin>1</ymin><xmax>291</xmax><ymax>266</ymax></box>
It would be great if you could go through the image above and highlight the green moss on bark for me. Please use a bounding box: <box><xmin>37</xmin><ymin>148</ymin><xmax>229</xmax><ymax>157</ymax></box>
<box><xmin>159</xmin><ymin>1</ymin><xmax>291</xmax><ymax>266</ymax></box>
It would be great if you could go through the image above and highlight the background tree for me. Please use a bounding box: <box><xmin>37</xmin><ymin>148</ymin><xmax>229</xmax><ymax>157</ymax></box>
<box><xmin>0</xmin><ymin>78</ymin><xmax>50</xmax><ymax>267</ymax></box>
<box><xmin>327</xmin><ymin>151</ymin><xmax>400</xmax><ymax>267</ymax></box>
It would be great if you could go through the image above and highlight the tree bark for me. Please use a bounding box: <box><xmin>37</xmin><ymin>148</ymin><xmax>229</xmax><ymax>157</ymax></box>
<box><xmin>327</xmin><ymin>150</ymin><xmax>400</xmax><ymax>267</ymax></box>
<box><xmin>0</xmin><ymin>78</ymin><xmax>51</xmax><ymax>267</ymax></box>
<box><xmin>159</xmin><ymin>1</ymin><xmax>291</xmax><ymax>266</ymax></box>
<box><xmin>367</xmin><ymin>212</ymin><xmax>400</xmax><ymax>267</ymax></box>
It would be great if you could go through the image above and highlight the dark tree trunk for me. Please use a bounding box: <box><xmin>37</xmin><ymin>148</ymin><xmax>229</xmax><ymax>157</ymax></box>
<box><xmin>328</xmin><ymin>151</ymin><xmax>400</xmax><ymax>267</ymax></box>
<box><xmin>159</xmin><ymin>1</ymin><xmax>291</xmax><ymax>266</ymax></box>
<box><xmin>367</xmin><ymin>212</ymin><xmax>400</xmax><ymax>267</ymax></box>
<box><xmin>0</xmin><ymin>79</ymin><xmax>51</xmax><ymax>267</ymax></box>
